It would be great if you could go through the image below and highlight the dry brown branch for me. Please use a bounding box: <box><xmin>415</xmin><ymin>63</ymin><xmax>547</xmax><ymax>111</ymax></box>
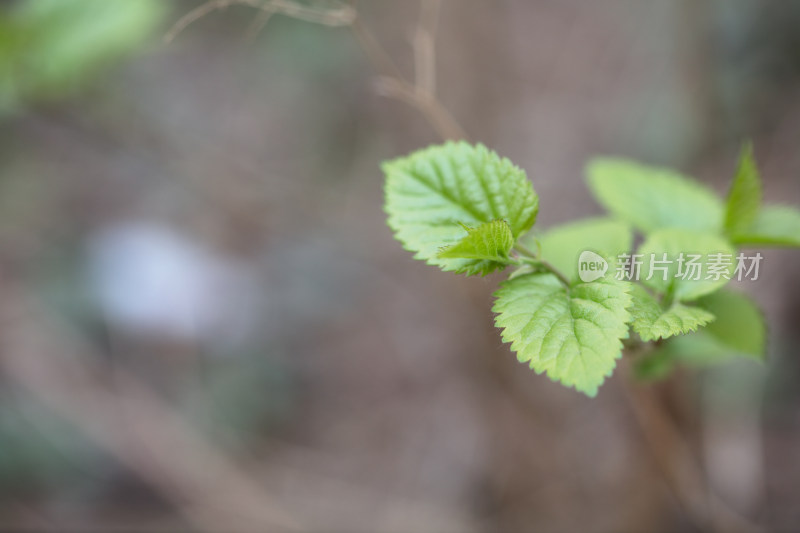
<box><xmin>165</xmin><ymin>0</ymin><xmax>468</xmax><ymax>141</ymax></box>
<box><xmin>374</xmin><ymin>76</ymin><xmax>465</xmax><ymax>141</ymax></box>
<box><xmin>413</xmin><ymin>0</ymin><xmax>442</xmax><ymax>98</ymax></box>
<box><xmin>244</xmin><ymin>5</ymin><xmax>276</xmax><ymax>42</ymax></box>
<box><xmin>165</xmin><ymin>0</ymin><xmax>238</xmax><ymax>44</ymax></box>
<box><xmin>350</xmin><ymin>18</ymin><xmax>407</xmax><ymax>83</ymax></box>
<box><xmin>165</xmin><ymin>0</ymin><xmax>355</xmax><ymax>44</ymax></box>
<box><xmin>269</xmin><ymin>0</ymin><xmax>355</xmax><ymax>25</ymax></box>
<box><xmin>349</xmin><ymin>0</ymin><xmax>465</xmax><ymax>140</ymax></box>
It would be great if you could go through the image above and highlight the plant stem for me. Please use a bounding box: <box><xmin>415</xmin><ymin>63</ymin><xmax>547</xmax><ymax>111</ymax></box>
<box><xmin>513</xmin><ymin>244</ymin><xmax>571</xmax><ymax>287</ymax></box>
<box><xmin>513</xmin><ymin>243</ymin><xmax>538</xmax><ymax>259</ymax></box>
<box><xmin>661</xmin><ymin>280</ymin><xmax>677</xmax><ymax>308</ymax></box>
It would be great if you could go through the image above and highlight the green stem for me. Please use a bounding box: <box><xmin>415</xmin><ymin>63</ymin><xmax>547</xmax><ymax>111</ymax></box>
<box><xmin>513</xmin><ymin>243</ymin><xmax>538</xmax><ymax>259</ymax></box>
<box><xmin>661</xmin><ymin>280</ymin><xmax>676</xmax><ymax>309</ymax></box>
<box><xmin>513</xmin><ymin>244</ymin><xmax>571</xmax><ymax>287</ymax></box>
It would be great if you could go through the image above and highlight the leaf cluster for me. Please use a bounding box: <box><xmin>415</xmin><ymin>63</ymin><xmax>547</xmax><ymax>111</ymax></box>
<box><xmin>383</xmin><ymin>141</ymin><xmax>799</xmax><ymax>396</ymax></box>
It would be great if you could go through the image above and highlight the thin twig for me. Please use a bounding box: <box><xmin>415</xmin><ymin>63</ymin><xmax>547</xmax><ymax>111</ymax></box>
<box><xmin>165</xmin><ymin>0</ymin><xmax>237</xmax><ymax>43</ymax></box>
<box><xmin>413</xmin><ymin>0</ymin><xmax>442</xmax><ymax>97</ymax></box>
<box><xmin>374</xmin><ymin>76</ymin><xmax>466</xmax><ymax>140</ymax></box>
<box><xmin>513</xmin><ymin>243</ymin><xmax>571</xmax><ymax>287</ymax></box>
<box><xmin>165</xmin><ymin>0</ymin><xmax>355</xmax><ymax>44</ymax></box>
<box><xmin>244</xmin><ymin>4</ymin><xmax>276</xmax><ymax>42</ymax></box>
<box><xmin>166</xmin><ymin>0</ymin><xmax>467</xmax><ymax>141</ymax></box>
<box><xmin>269</xmin><ymin>0</ymin><xmax>355</xmax><ymax>25</ymax></box>
<box><xmin>350</xmin><ymin>18</ymin><xmax>407</xmax><ymax>82</ymax></box>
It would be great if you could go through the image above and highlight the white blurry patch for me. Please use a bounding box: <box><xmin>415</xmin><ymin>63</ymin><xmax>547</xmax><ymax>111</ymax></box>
<box><xmin>87</xmin><ymin>221</ymin><xmax>261</xmax><ymax>346</ymax></box>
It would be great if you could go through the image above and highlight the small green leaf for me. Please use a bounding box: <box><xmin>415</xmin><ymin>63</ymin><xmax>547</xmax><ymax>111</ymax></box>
<box><xmin>586</xmin><ymin>158</ymin><xmax>723</xmax><ymax>234</ymax></box>
<box><xmin>532</xmin><ymin>218</ymin><xmax>632</xmax><ymax>281</ymax></box>
<box><xmin>634</xmin><ymin>289</ymin><xmax>766</xmax><ymax>377</ymax></box>
<box><xmin>384</xmin><ymin>142</ymin><xmax>538</xmax><ymax>274</ymax></box>
<box><xmin>730</xmin><ymin>206</ymin><xmax>800</xmax><ymax>247</ymax></box>
<box><xmin>724</xmin><ymin>143</ymin><xmax>762</xmax><ymax>235</ymax></box>
<box><xmin>493</xmin><ymin>273</ymin><xmax>632</xmax><ymax>396</ymax></box>
<box><xmin>437</xmin><ymin>220</ymin><xmax>514</xmax><ymax>275</ymax></box>
<box><xmin>629</xmin><ymin>285</ymin><xmax>715</xmax><ymax>342</ymax></box>
<box><xmin>637</xmin><ymin>228</ymin><xmax>735</xmax><ymax>301</ymax></box>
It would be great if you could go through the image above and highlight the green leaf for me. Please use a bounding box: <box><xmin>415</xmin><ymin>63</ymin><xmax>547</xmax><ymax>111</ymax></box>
<box><xmin>634</xmin><ymin>289</ymin><xmax>766</xmax><ymax>378</ymax></box>
<box><xmin>629</xmin><ymin>285</ymin><xmax>715</xmax><ymax>342</ymax></box>
<box><xmin>696</xmin><ymin>289</ymin><xmax>766</xmax><ymax>359</ymax></box>
<box><xmin>437</xmin><ymin>220</ymin><xmax>514</xmax><ymax>275</ymax></box>
<box><xmin>730</xmin><ymin>206</ymin><xmax>800</xmax><ymax>247</ymax></box>
<box><xmin>586</xmin><ymin>158</ymin><xmax>723</xmax><ymax>234</ymax></box>
<box><xmin>533</xmin><ymin>218</ymin><xmax>632</xmax><ymax>281</ymax></box>
<box><xmin>384</xmin><ymin>142</ymin><xmax>538</xmax><ymax>274</ymax></box>
<box><xmin>4</xmin><ymin>0</ymin><xmax>164</xmax><ymax>107</ymax></box>
<box><xmin>492</xmin><ymin>274</ymin><xmax>632</xmax><ymax>396</ymax></box>
<box><xmin>637</xmin><ymin>228</ymin><xmax>735</xmax><ymax>301</ymax></box>
<box><xmin>634</xmin><ymin>334</ymin><xmax>742</xmax><ymax>381</ymax></box>
<box><xmin>650</xmin><ymin>331</ymin><xmax>754</xmax><ymax>370</ymax></box>
<box><xmin>724</xmin><ymin>143</ymin><xmax>762</xmax><ymax>235</ymax></box>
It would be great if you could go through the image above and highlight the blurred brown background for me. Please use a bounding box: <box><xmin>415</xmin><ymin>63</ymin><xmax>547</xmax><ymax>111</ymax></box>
<box><xmin>0</xmin><ymin>1</ymin><xmax>799</xmax><ymax>531</ymax></box>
